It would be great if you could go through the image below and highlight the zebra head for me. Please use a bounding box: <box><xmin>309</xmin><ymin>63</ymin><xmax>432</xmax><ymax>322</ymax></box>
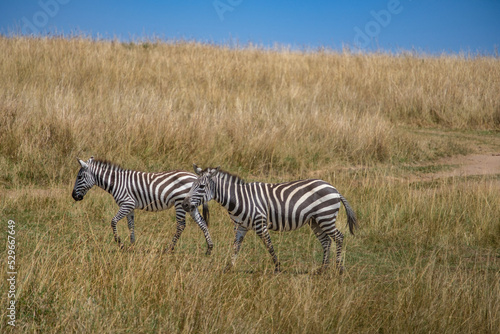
<box><xmin>72</xmin><ymin>157</ymin><xmax>95</xmax><ymax>201</ymax></box>
<box><xmin>182</xmin><ymin>164</ymin><xmax>220</xmax><ymax>212</ymax></box>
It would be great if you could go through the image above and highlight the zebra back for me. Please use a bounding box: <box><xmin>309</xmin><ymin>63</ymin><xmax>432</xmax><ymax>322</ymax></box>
<box><xmin>89</xmin><ymin>159</ymin><xmax>201</xmax><ymax>213</ymax></box>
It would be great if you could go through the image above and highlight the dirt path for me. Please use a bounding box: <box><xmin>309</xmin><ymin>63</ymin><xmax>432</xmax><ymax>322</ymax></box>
<box><xmin>408</xmin><ymin>129</ymin><xmax>500</xmax><ymax>181</ymax></box>
<box><xmin>420</xmin><ymin>153</ymin><xmax>500</xmax><ymax>179</ymax></box>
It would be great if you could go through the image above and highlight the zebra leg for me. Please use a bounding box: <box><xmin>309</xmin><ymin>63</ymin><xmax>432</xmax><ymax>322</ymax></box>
<box><xmin>111</xmin><ymin>205</ymin><xmax>133</xmax><ymax>249</ymax></box>
<box><xmin>310</xmin><ymin>221</ymin><xmax>333</xmax><ymax>273</ymax></box>
<box><xmin>331</xmin><ymin>229</ymin><xmax>345</xmax><ymax>273</ymax></box>
<box><xmin>255</xmin><ymin>222</ymin><xmax>281</xmax><ymax>273</ymax></box>
<box><xmin>225</xmin><ymin>223</ymin><xmax>248</xmax><ymax>272</ymax></box>
<box><xmin>189</xmin><ymin>207</ymin><xmax>214</xmax><ymax>255</ymax></box>
<box><xmin>127</xmin><ymin>212</ymin><xmax>135</xmax><ymax>245</ymax></box>
<box><xmin>166</xmin><ymin>204</ymin><xmax>187</xmax><ymax>254</ymax></box>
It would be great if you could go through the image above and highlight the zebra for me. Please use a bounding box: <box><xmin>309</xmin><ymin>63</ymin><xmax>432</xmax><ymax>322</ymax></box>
<box><xmin>182</xmin><ymin>165</ymin><xmax>357</xmax><ymax>273</ymax></box>
<box><xmin>72</xmin><ymin>157</ymin><xmax>213</xmax><ymax>254</ymax></box>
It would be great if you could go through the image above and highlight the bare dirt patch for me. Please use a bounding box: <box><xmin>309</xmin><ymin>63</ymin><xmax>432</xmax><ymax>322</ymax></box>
<box><xmin>416</xmin><ymin>153</ymin><xmax>500</xmax><ymax>181</ymax></box>
<box><xmin>429</xmin><ymin>154</ymin><xmax>500</xmax><ymax>177</ymax></box>
<box><xmin>407</xmin><ymin>130</ymin><xmax>500</xmax><ymax>181</ymax></box>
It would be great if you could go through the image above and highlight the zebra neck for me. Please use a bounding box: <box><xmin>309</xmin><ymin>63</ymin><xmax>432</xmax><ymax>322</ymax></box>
<box><xmin>92</xmin><ymin>164</ymin><xmax>119</xmax><ymax>194</ymax></box>
<box><xmin>214</xmin><ymin>178</ymin><xmax>247</xmax><ymax>214</ymax></box>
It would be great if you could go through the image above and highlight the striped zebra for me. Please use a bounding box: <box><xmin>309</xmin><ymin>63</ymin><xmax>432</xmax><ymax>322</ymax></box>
<box><xmin>72</xmin><ymin>157</ymin><xmax>213</xmax><ymax>254</ymax></box>
<box><xmin>182</xmin><ymin>165</ymin><xmax>357</xmax><ymax>273</ymax></box>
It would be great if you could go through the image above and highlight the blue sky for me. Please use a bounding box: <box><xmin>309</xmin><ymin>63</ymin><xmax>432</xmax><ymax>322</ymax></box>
<box><xmin>1</xmin><ymin>0</ymin><xmax>499</xmax><ymax>54</ymax></box>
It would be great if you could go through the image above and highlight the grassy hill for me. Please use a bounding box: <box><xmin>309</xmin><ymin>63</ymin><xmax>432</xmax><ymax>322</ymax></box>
<box><xmin>0</xmin><ymin>36</ymin><xmax>499</xmax><ymax>333</ymax></box>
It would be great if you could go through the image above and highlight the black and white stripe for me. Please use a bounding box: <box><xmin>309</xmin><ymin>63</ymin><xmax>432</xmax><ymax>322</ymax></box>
<box><xmin>183</xmin><ymin>165</ymin><xmax>357</xmax><ymax>272</ymax></box>
<box><xmin>72</xmin><ymin>157</ymin><xmax>213</xmax><ymax>253</ymax></box>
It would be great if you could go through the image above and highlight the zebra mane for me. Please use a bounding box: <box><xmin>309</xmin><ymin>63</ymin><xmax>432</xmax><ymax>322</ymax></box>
<box><xmin>92</xmin><ymin>159</ymin><xmax>125</xmax><ymax>171</ymax></box>
<box><xmin>210</xmin><ymin>168</ymin><xmax>246</xmax><ymax>185</ymax></box>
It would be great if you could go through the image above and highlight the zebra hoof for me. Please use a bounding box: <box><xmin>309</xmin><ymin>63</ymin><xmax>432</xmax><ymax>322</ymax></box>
<box><xmin>223</xmin><ymin>263</ymin><xmax>233</xmax><ymax>273</ymax></box>
<box><xmin>337</xmin><ymin>265</ymin><xmax>345</xmax><ymax>275</ymax></box>
<box><xmin>312</xmin><ymin>266</ymin><xmax>327</xmax><ymax>275</ymax></box>
<box><xmin>205</xmin><ymin>244</ymin><xmax>214</xmax><ymax>256</ymax></box>
<box><xmin>165</xmin><ymin>245</ymin><xmax>175</xmax><ymax>254</ymax></box>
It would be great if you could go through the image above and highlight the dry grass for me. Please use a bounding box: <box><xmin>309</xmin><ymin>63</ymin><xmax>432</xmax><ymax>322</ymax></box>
<box><xmin>0</xmin><ymin>36</ymin><xmax>499</xmax><ymax>333</ymax></box>
<box><xmin>1</xmin><ymin>37</ymin><xmax>499</xmax><ymax>187</ymax></box>
<box><xmin>1</xmin><ymin>174</ymin><xmax>498</xmax><ymax>333</ymax></box>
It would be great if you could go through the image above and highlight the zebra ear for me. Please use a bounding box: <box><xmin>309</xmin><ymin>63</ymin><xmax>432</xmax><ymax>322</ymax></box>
<box><xmin>210</xmin><ymin>166</ymin><xmax>220</xmax><ymax>176</ymax></box>
<box><xmin>193</xmin><ymin>164</ymin><xmax>203</xmax><ymax>175</ymax></box>
<box><xmin>77</xmin><ymin>158</ymin><xmax>88</xmax><ymax>169</ymax></box>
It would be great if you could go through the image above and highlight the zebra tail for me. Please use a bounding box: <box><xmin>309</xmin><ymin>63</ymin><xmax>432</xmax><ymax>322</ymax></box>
<box><xmin>340</xmin><ymin>194</ymin><xmax>357</xmax><ymax>235</ymax></box>
<box><xmin>202</xmin><ymin>203</ymin><xmax>210</xmax><ymax>227</ymax></box>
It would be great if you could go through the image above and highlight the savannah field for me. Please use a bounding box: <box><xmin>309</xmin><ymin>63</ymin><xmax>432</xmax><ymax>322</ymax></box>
<box><xmin>0</xmin><ymin>36</ymin><xmax>499</xmax><ymax>333</ymax></box>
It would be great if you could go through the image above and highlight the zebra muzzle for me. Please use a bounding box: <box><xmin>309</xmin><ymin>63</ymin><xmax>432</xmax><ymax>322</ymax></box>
<box><xmin>72</xmin><ymin>190</ymin><xmax>83</xmax><ymax>201</ymax></box>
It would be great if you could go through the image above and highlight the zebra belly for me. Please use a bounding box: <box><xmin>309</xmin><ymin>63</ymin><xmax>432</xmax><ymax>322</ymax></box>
<box><xmin>136</xmin><ymin>198</ymin><xmax>174</xmax><ymax>211</ymax></box>
<box><xmin>266</xmin><ymin>217</ymin><xmax>308</xmax><ymax>232</ymax></box>
<box><xmin>228</xmin><ymin>211</ymin><xmax>307</xmax><ymax>232</ymax></box>
<box><xmin>228</xmin><ymin>213</ymin><xmax>255</xmax><ymax>228</ymax></box>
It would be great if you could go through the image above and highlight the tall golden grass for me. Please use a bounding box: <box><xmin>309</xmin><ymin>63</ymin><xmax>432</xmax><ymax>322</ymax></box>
<box><xmin>1</xmin><ymin>36</ymin><xmax>499</xmax><ymax>187</ymax></box>
<box><xmin>0</xmin><ymin>36</ymin><xmax>499</xmax><ymax>333</ymax></box>
<box><xmin>1</xmin><ymin>172</ymin><xmax>498</xmax><ymax>333</ymax></box>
